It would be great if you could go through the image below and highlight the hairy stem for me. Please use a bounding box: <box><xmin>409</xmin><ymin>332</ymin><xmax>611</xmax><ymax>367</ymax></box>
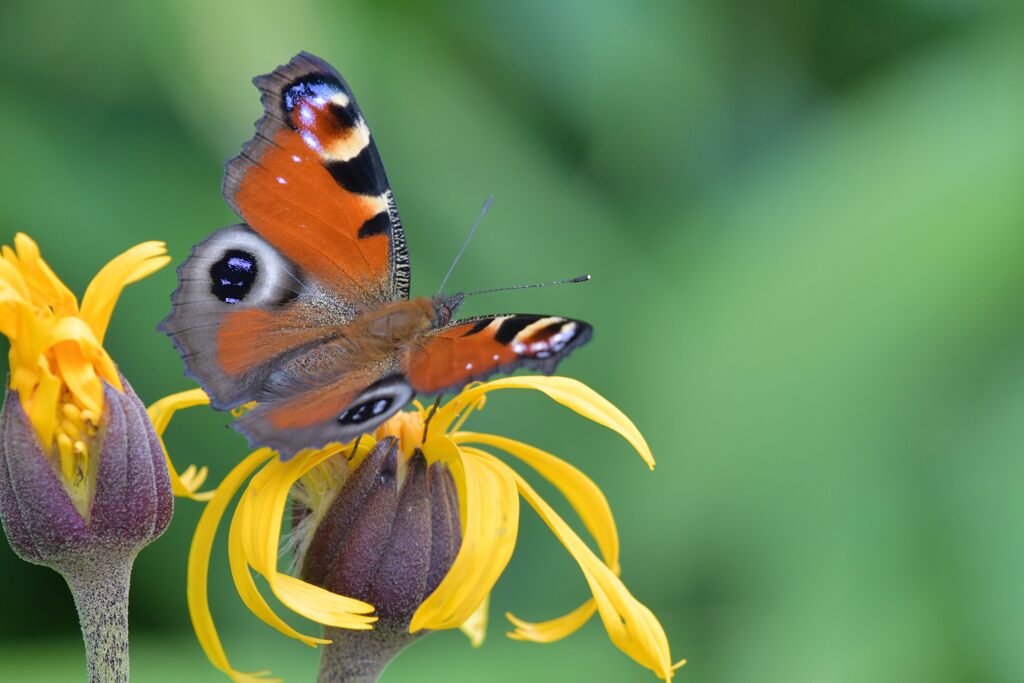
<box><xmin>317</xmin><ymin>625</ymin><xmax>421</xmax><ymax>683</ymax></box>
<box><xmin>60</xmin><ymin>552</ymin><xmax>135</xmax><ymax>683</ymax></box>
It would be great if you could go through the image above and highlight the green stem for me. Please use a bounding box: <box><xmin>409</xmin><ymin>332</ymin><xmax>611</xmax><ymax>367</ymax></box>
<box><xmin>317</xmin><ymin>625</ymin><xmax>421</xmax><ymax>683</ymax></box>
<box><xmin>59</xmin><ymin>551</ymin><xmax>135</xmax><ymax>683</ymax></box>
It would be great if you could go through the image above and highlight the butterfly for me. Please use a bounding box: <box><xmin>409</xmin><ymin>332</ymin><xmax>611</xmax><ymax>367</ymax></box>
<box><xmin>160</xmin><ymin>52</ymin><xmax>592</xmax><ymax>459</ymax></box>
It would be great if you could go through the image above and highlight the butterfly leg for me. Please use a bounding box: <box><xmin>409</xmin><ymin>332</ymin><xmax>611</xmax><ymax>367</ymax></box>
<box><xmin>422</xmin><ymin>395</ymin><xmax>444</xmax><ymax>442</ymax></box>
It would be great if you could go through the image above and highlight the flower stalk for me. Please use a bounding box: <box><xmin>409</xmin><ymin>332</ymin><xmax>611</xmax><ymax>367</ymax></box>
<box><xmin>62</xmin><ymin>549</ymin><xmax>133</xmax><ymax>683</ymax></box>
<box><xmin>316</xmin><ymin>625</ymin><xmax>414</xmax><ymax>683</ymax></box>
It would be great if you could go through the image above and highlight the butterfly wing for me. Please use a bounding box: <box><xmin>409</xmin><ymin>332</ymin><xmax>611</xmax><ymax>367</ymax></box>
<box><xmin>161</xmin><ymin>53</ymin><xmax>408</xmax><ymax>410</ymax></box>
<box><xmin>231</xmin><ymin>312</ymin><xmax>591</xmax><ymax>458</ymax></box>
<box><xmin>233</xmin><ymin>370</ymin><xmax>415</xmax><ymax>459</ymax></box>
<box><xmin>159</xmin><ymin>225</ymin><xmax>351</xmax><ymax>409</ymax></box>
<box><xmin>404</xmin><ymin>314</ymin><xmax>593</xmax><ymax>396</ymax></box>
<box><xmin>224</xmin><ymin>51</ymin><xmax>410</xmax><ymax>301</ymax></box>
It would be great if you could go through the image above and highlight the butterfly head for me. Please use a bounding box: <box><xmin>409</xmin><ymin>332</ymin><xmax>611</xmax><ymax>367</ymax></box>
<box><xmin>432</xmin><ymin>292</ymin><xmax>465</xmax><ymax>326</ymax></box>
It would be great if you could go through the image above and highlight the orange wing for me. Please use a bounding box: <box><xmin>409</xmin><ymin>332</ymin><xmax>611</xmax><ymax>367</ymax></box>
<box><xmin>405</xmin><ymin>315</ymin><xmax>593</xmax><ymax>396</ymax></box>
<box><xmin>223</xmin><ymin>52</ymin><xmax>410</xmax><ymax>302</ymax></box>
<box><xmin>233</xmin><ymin>371</ymin><xmax>415</xmax><ymax>459</ymax></box>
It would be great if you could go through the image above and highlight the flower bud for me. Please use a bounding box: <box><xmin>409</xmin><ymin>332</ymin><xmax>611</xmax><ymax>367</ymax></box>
<box><xmin>0</xmin><ymin>378</ymin><xmax>172</xmax><ymax>568</ymax></box>
<box><xmin>292</xmin><ymin>437</ymin><xmax>461</xmax><ymax>682</ymax></box>
<box><xmin>300</xmin><ymin>436</ymin><xmax>461</xmax><ymax>629</ymax></box>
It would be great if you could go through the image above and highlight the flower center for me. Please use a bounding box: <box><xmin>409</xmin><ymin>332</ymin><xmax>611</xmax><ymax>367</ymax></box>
<box><xmin>49</xmin><ymin>390</ymin><xmax>100</xmax><ymax>514</ymax></box>
<box><xmin>375</xmin><ymin>408</ymin><xmax>427</xmax><ymax>460</ymax></box>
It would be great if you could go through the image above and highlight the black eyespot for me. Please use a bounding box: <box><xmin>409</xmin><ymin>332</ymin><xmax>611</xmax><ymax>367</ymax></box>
<box><xmin>338</xmin><ymin>396</ymin><xmax>394</xmax><ymax>425</ymax></box>
<box><xmin>210</xmin><ymin>249</ymin><xmax>258</xmax><ymax>304</ymax></box>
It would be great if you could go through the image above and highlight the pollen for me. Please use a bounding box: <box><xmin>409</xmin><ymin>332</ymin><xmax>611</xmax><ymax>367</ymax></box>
<box><xmin>230</xmin><ymin>401</ymin><xmax>257</xmax><ymax>418</ymax></box>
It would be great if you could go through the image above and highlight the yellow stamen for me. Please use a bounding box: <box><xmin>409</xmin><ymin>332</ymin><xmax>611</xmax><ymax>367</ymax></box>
<box><xmin>57</xmin><ymin>434</ymin><xmax>74</xmax><ymax>484</ymax></box>
<box><xmin>73</xmin><ymin>440</ymin><xmax>88</xmax><ymax>478</ymax></box>
<box><xmin>61</xmin><ymin>418</ymin><xmax>80</xmax><ymax>441</ymax></box>
<box><xmin>62</xmin><ymin>401</ymin><xmax>82</xmax><ymax>422</ymax></box>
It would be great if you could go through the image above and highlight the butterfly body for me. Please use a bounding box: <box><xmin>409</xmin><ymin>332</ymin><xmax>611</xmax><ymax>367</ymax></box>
<box><xmin>161</xmin><ymin>53</ymin><xmax>592</xmax><ymax>458</ymax></box>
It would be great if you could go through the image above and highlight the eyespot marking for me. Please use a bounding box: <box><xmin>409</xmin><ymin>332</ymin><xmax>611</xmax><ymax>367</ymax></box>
<box><xmin>338</xmin><ymin>395</ymin><xmax>394</xmax><ymax>425</ymax></box>
<box><xmin>283</xmin><ymin>76</ymin><xmax>346</xmax><ymax>115</ymax></box>
<box><xmin>210</xmin><ymin>249</ymin><xmax>258</xmax><ymax>304</ymax></box>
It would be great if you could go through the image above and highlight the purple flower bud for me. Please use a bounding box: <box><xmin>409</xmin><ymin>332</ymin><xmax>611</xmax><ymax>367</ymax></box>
<box><xmin>0</xmin><ymin>378</ymin><xmax>172</xmax><ymax>568</ymax></box>
<box><xmin>297</xmin><ymin>437</ymin><xmax>461</xmax><ymax>682</ymax></box>
<box><xmin>301</xmin><ymin>436</ymin><xmax>461</xmax><ymax>629</ymax></box>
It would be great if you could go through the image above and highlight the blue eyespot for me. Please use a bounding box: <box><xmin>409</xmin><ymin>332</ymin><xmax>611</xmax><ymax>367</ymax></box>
<box><xmin>338</xmin><ymin>396</ymin><xmax>394</xmax><ymax>425</ymax></box>
<box><xmin>210</xmin><ymin>249</ymin><xmax>258</xmax><ymax>304</ymax></box>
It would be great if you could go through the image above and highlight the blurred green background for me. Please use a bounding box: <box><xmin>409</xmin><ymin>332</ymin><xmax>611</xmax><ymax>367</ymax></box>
<box><xmin>2</xmin><ymin>1</ymin><xmax>1023</xmax><ymax>681</ymax></box>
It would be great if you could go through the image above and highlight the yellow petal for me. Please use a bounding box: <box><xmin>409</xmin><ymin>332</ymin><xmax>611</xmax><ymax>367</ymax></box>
<box><xmin>476</xmin><ymin>451</ymin><xmax>677</xmax><ymax>680</ymax></box>
<box><xmin>45</xmin><ymin>315</ymin><xmax>122</xmax><ymax>392</ymax></box>
<box><xmin>227</xmin><ymin>486</ymin><xmax>331</xmax><ymax>647</ymax></box>
<box><xmin>80</xmin><ymin>241</ymin><xmax>170</xmax><ymax>344</ymax></box>
<box><xmin>437</xmin><ymin>377</ymin><xmax>654</xmax><ymax>469</ymax></box>
<box><xmin>0</xmin><ymin>262</ymin><xmax>34</xmax><ymax>343</ymax></box>
<box><xmin>11</xmin><ymin>233</ymin><xmax>78</xmax><ymax>313</ymax></box>
<box><xmin>410</xmin><ymin>440</ymin><xmax>519</xmax><ymax>633</ymax></box>
<box><xmin>236</xmin><ymin>448</ymin><xmax>377</xmax><ymax>631</ymax></box>
<box><xmin>8</xmin><ymin>312</ymin><xmax>46</xmax><ymax>398</ymax></box>
<box><xmin>0</xmin><ymin>253</ymin><xmax>32</xmax><ymax>304</ymax></box>
<box><xmin>452</xmin><ymin>432</ymin><xmax>620</xmax><ymax>571</ymax></box>
<box><xmin>146</xmin><ymin>388</ymin><xmax>215</xmax><ymax>501</ymax></box>
<box><xmin>505</xmin><ymin>600</ymin><xmax>597</xmax><ymax>643</ymax></box>
<box><xmin>0</xmin><ymin>289</ymin><xmax>25</xmax><ymax>340</ymax></box>
<box><xmin>177</xmin><ymin>464</ymin><xmax>210</xmax><ymax>494</ymax></box>
<box><xmin>452</xmin><ymin>432</ymin><xmax>622</xmax><ymax>643</ymax></box>
<box><xmin>50</xmin><ymin>342</ymin><xmax>104</xmax><ymax>415</ymax></box>
<box><xmin>147</xmin><ymin>388</ymin><xmax>211</xmax><ymax>436</ymax></box>
<box><xmin>25</xmin><ymin>361</ymin><xmax>62</xmax><ymax>450</ymax></box>
<box><xmin>187</xmin><ymin>448</ymin><xmax>282</xmax><ymax>683</ymax></box>
<box><xmin>459</xmin><ymin>594</ymin><xmax>489</xmax><ymax>647</ymax></box>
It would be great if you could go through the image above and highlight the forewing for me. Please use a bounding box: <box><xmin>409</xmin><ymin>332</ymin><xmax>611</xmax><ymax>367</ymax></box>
<box><xmin>404</xmin><ymin>314</ymin><xmax>592</xmax><ymax>396</ymax></box>
<box><xmin>224</xmin><ymin>51</ymin><xmax>410</xmax><ymax>302</ymax></box>
<box><xmin>159</xmin><ymin>225</ymin><xmax>356</xmax><ymax>410</ymax></box>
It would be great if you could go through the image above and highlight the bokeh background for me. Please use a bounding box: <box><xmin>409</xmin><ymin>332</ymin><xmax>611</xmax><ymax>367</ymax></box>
<box><xmin>1</xmin><ymin>1</ymin><xmax>1023</xmax><ymax>681</ymax></box>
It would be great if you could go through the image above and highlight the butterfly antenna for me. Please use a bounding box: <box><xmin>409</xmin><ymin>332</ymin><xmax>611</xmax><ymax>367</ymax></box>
<box><xmin>437</xmin><ymin>196</ymin><xmax>494</xmax><ymax>296</ymax></box>
<box><xmin>463</xmin><ymin>274</ymin><xmax>591</xmax><ymax>298</ymax></box>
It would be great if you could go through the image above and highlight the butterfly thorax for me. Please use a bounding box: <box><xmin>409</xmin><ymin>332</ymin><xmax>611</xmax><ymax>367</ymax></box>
<box><xmin>268</xmin><ymin>297</ymin><xmax>443</xmax><ymax>394</ymax></box>
<box><xmin>352</xmin><ymin>297</ymin><xmax>435</xmax><ymax>350</ymax></box>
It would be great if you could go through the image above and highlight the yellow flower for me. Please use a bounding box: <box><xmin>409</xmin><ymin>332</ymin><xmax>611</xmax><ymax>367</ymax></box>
<box><xmin>0</xmin><ymin>233</ymin><xmax>168</xmax><ymax>511</ymax></box>
<box><xmin>155</xmin><ymin>377</ymin><xmax>684</xmax><ymax>681</ymax></box>
<box><xmin>0</xmin><ymin>232</ymin><xmax>203</xmax><ymax>683</ymax></box>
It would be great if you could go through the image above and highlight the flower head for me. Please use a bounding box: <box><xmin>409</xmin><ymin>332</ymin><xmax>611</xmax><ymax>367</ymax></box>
<box><xmin>0</xmin><ymin>233</ymin><xmax>170</xmax><ymax>514</ymax></box>
<box><xmin>160</xmin><ymin>377</ymin><xmax>683</xmax><ymax>681</ymax></box>
<box><xmin>0</xmin><ymin>232</ymin><xmax>177</xmax><ymax>683</ymax></box>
